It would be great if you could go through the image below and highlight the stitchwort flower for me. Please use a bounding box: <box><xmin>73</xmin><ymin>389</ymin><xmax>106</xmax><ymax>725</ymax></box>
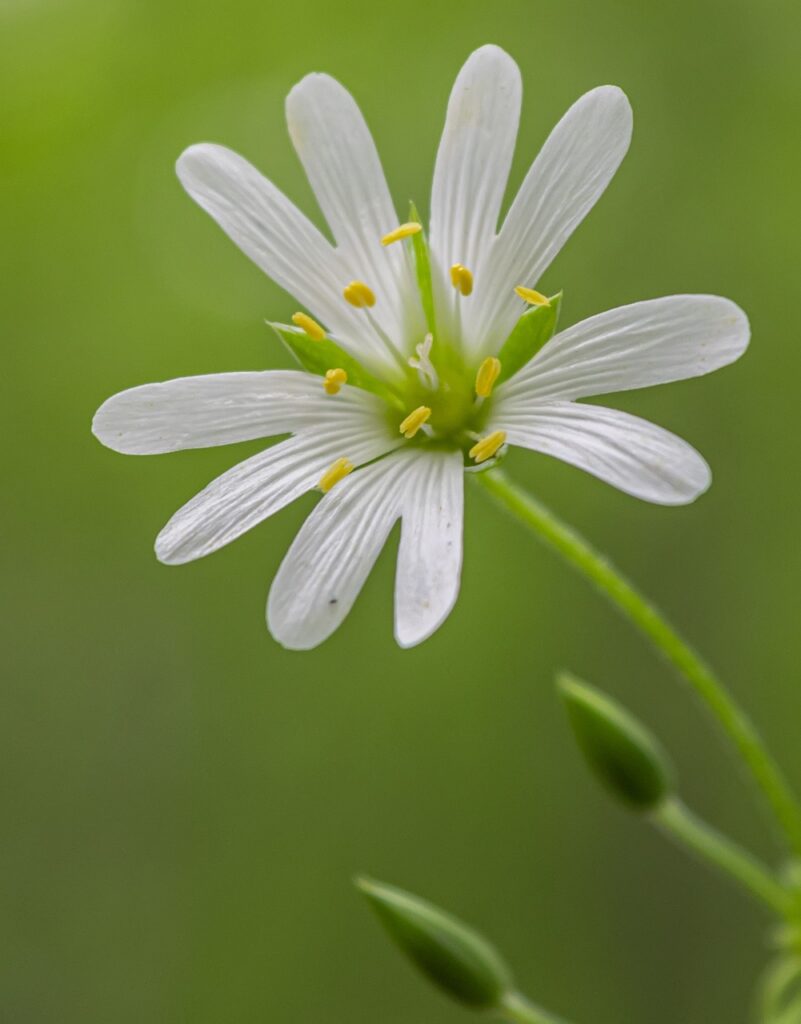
<box><xmin>92</xmin><ymin>45</ymin><xmax>749</xmax><ymax>649</ymax></box>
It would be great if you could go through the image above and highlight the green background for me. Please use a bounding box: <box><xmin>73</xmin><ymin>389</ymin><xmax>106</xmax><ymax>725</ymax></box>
<box><xmin>4</xmin><ymin>0</ymin><xmax>800</xmax><ymax>1020</ymax></box>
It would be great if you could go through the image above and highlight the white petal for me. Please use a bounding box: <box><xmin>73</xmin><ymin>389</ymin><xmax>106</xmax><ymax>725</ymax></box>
<box><xmin>394</xmin><ymin>450</ymin><xmax>464</xmax><ymax>648</ymax></box>
<box><xmin>267</xmin><ymin>449</ymin><xmax>465</xmax><ymax>650</ymax></box>
<box><xmin>92</xmin><ymin>370</ymin><xmax>376</xmax><ymax>454</ymax></box>
<box><xmin>176</xmin><ymin>144</ymin><xmax>396</xmax><ymax>376</ymax></box>
<box><xmin>500</xmin><ymin>295</ymin><xmax>750</xmax><ymax>403</ymax></box>
<box><xmin>467</xmin><ymin>86</ymin><xmax>632</xmax><ymax>356</ymax></box>
<box><xmin>155</xmin><ymin>424</ymin><xmax>399</xmax><ymax>565</ymax></box>
<box><xmin>493</xmin><ymin>400</ymin><xmax>711</xmax><ymax>504</ymax></box>
<box><xmin>267</xmin><ymin>452</ymin><xmax>407</xmax><ymax>650</ymax></box>
<box><xmin>429</xmin><ymin>45</ymin><xmax>521</xmax><ymax>342</ymax></box>
<box><xmin>286</xmin><ymin>73</ymin><xmax>422</xmax><ymax>345</ymax></box>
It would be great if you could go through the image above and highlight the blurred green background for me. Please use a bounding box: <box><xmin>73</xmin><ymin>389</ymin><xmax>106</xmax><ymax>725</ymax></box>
<box><xmin>3</xmin><ymin>0</ymin><xmax>801</xmax><ymax>1020</ymax></box>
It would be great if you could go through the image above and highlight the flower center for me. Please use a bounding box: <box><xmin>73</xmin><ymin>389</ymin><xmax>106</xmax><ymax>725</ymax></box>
<box><xmin>291</xmin><ymin>216</ymin><xmax>559</xmax><ymax>490</ymax></box>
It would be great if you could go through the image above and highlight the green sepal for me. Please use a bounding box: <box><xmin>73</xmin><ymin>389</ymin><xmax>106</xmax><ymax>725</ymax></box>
<box><xmin>558</xmin><ymin>673</ymin><xmax>673</xmax><ymax>812</ymax></box>
<box><xmin>408</xmin><ymin>201</ymin><xmax>437</xmax><ymax>339</ymax></box>
<box><xmin>496</xmin><ymin>292</ymin><xmax>562</xmax><ymax>384</ymax></box>
<box><xmin>356</xmin><ymin>876</ymin><xmax>513</xmax><ymax>1009</ymax></box>
<box><xmin>268</xmin><ymin>322</ymin><xmax>398</xmax><ymax>405</ymax></box>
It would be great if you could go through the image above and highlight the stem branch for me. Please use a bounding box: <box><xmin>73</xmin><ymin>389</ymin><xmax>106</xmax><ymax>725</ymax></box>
<box><xmin>654</xmin><ymin>798</ymin><xmax>790</xmax><ymax>914</ymax></box>
<box><xmin>474</xmin><ymin>468</ymin><xmax>801</xmax><ymax>855</ymax></box>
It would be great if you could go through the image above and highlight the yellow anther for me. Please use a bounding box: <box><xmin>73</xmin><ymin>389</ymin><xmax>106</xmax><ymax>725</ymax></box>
<box><xmin>291</xmin><ymin>311</ymin><xmax>326</xmax><ymax>341</ymax></box>
<box><xmin>450</xmin><ymin>263</ymin><xmax>474</xmax><ymax>296</ymax></box>
<box><xmin>469</xmin><ymin>430</ymin><xmax>507</xmax><ymax>464</ymax></box>
<box><xmin>343</xmin><ymin>280</ymin><xmax>376</xmax><ymax>308</ymax></box>
<box><xmin>515</xmin><ymin>285</ymin><xmax>550</xmax><ymax>307</ymax></box>
<box><xmin>323</xmin><ymin>368</ymin><xmax>348</xmax><ymax>395</ymax></box>
<box><xmin>475</xmin><ymin>356</ymin><xmax>502</xmax><ymax>398</ymax></box>
<box><xmin>319</xmin><ymin>457</ymin><xmax>354</xmax><ymax>493</ymax></box>
<box><xmin>399</xmin><ymin>405</ymin><xmax>432</xmax><ymax>439</ymax></box>
<box><xmin>381</xmin><ymin>222</ymin><xmax>422</xmax><ymax>246</ymax></box>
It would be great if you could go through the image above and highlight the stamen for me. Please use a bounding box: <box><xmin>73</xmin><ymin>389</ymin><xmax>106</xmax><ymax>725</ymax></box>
<box><xmin>323</xmin><ymin>368</ymin><xmax>348</xmax><ymax>395</ymax></box>
<box><xmin>319</xmin><ymin>457</ymin><xmax>354</xmax><ymax>493</ymax></box>
<box><xmin>399</xmin><ymin>406</ymin><xmax>432</xmax><ymax>439</ymax></box>
<box><xmin>450</xmin><ymin>263</ymin><xmax>474</xmax><ymax>296</ymax></box>
<box><xmin>343</xmin><ymin>279</ymin><xmax>406</xmax><ymax>371</ymax></box>
<box><xmin>469</xmin><ymin>430</ymin><xmax>507</xmax><ymax>464</ymax></box>
<box><xmin>343</xmin><ymin>280</ymin><xmax>376</xmax><ymax>308</ymax></box>
<box><xmin>515</xmin><ymin>285</ymin><xmax>550</xmax><ymax>307</ymax></box>
<box><xmin>291</xmin><ymin>312</ymin><xmax>326</xmax><ymax>341</ymax></box>
<box><xmin>475</xmin><ymin>357</ymin><xmax>502</xmax><ymax>398</ymax></box>
<box><xmin>381</xmin><ymin>222</ymin><xmax>422</xmax><ymax>246</ymax></box>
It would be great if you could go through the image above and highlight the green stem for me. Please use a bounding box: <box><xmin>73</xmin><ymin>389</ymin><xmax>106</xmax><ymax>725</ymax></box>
<box><xmin>474</xmin><ymin>468</ymin><xmax>801</xmax><ymax>856</ymax></box>
<box><xmin>497</xmin><ymin>991</ymin><xmax>571</xmax><ymax>1024</ymax></box>
<box><xmin>654</xmin><ymin>797</ymin><xmax>790</xmax><ymax>914</ymax></box>
<box><xmin>760</xmin><ymin>957</ymin><xmax>801</xmax><ymax>1022</ymax></box>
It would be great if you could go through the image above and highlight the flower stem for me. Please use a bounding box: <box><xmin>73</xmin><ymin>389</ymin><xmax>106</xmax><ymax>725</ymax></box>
<box><xmin>474</xmin><ymin>468</ymin><xmax>801</xmax><ymax>856</ymax></box>
<box><xmin>653</xmin><ymin>797</ymin><xmax>790</xmax><ymax>914</ymax></box>
<box><xmin>497</xmin><ymin>991</ymin><xmax>571</xmax><ymax>1024</ymax></box>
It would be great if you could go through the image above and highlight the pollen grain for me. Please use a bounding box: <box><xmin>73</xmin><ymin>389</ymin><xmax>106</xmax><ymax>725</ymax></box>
<box><xmin>291</xmin><ymin>312</ymin><xmax>326</xmax><ymax>341</ymax></box>
<box><xmin>343</xmin><ymin>281</ymin><xmax>376</xmax><ymax>308</ymax></box>
<box><xmin>475</xmin><ymin>356</ymin><xmax>501</xmax><ymax>398</ymax></box>
<box><xmin>514</xmin><ymin>285</ymin><xmax>550</xmax><ymax>307</ymax></box>
<box><xmin>469</xmin><ymin>430</ymin><xmax>507</xmax><ymax>464</ymax></box>
<box><xmin>319</xmin><ymin>457</ymin><xmax>354</xmax><ymax>493</ymax></box>
<box><xmin>399</xmin><ymin>405</ymin><xmax>432</xmax><ymax>439</ymax></box>
<box><xmin>323</xmin><ymin>368</ymin><xmax>348</xmax><ymax>395</ymax></box>
<box><xmin>381</xmin><ymin>222</ymin><xmax>422</xmax><ymax>246</ymax></box>
<box><xmin>450</xmin><ymin>263</ymin><xmax>474</xmax><ymax>296</ymax></box>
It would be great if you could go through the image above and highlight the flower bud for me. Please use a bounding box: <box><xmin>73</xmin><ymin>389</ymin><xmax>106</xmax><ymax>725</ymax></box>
<box><xmin>356</xmin><ymin>876</ymin><xmax>513</xmax><ymax>1009</ymax></box>
<box><xmin>558</xmin><ymin>673</ymin><xmax>673</xmax><ymax>811</ymax></box>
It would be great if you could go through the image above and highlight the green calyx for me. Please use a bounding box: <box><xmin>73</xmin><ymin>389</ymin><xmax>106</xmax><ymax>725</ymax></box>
<box><xmin>558</xmin><ymin>673</ymin><xmax>674</xmax><ymax>811</ymax></box>
<box><xmin>356</xmin><ymin>876</ymin><xmax>513</xmax><ymax>1009</ymax></box>
<box><xmin>408</xmin><ymin>200</ymin><xmax>437</xmax><ymax>338</ymax></box>
<box><xmin>496</xmin><ymin>292</ymin><xmax>562</xmax><ymax>383</ymax></box>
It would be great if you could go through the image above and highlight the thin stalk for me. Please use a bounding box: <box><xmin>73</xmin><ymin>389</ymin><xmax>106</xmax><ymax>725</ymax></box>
<box><xmin>474</xmin><ymin>468</ymin><xmax>801</xmax><ymax>856</ymax></box>
<box><xmin>653</xmin><ymin>798</ymin><xmax>790</xmax><ymax>914</ymax></box>
<box><xmin>497</xmin><ymin>991</ymin><xmax>571</xmax><ymax>1024</ymax></box>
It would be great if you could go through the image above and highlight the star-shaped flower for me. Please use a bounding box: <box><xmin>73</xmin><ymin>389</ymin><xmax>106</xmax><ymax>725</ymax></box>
<box><xmin>92</xmin><ymin>44</ymin><xmax>749</xmax><ymax>649</ymax></box>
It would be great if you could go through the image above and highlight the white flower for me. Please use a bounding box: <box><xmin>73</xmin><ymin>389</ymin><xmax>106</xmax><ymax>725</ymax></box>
<box><xmin>92</xmin><ymin>44</ymin><xmax>749</xmax><ymax>650</ymax></box>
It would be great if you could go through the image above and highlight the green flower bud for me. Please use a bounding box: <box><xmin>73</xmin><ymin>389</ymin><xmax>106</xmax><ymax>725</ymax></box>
<box><xmin>355</xmin><ymin>876</ymin><xmax>513</xmax><ymax>1009</ymax></box>
<box><xmin>558</xmin><ymin>673</ymin><xmax>673</xmax><ymax>811</ymax></box>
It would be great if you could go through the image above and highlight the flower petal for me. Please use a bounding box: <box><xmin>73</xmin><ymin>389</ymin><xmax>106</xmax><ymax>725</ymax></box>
<box><xmin>176</xmin><ymin>143</ymin><xmax>396</xmax><ymax>375</ymax></box>
<box><xmin>286</xmin><ymin>73</ymin><xmax>422</xmax><ymax>346</ymax></box>
<box><xmin>92</xmin><ymin>371</ymin><xmax>379</xmax><ymax>454</ymax></box>
<box><xmin>268</xmin><ymin>448</ymin><xmax>464</xmax><ymax>650</ymax></box>
<box><xmin>155</xmin><ymin>423</ymin><xmax>400</xmax><ymax>565</ymax></box>
<box><xmin>429</xmin><ymin>45</ymin><xmax>522</xmax><ymax>342</ymax></box>
<box><xmin>499</xmin><ymin>295</ymin><xmax>750</xmax><ymax>403</ymax></box>
<box><xmin>493</xmin><ymin>400</ymin><xmax>711</xmax><ymax>504</ymax></box>
<box><xmin>267</xmin><ymin>451</ymin><xmax>407</xmax><ymax>650</ymax></box>
<box><xmin>394</xmin><ymin>450</ymin><xmax>464</xmax><ymax>648</ymax></box>
<box><xmin>467</xmin><ymin>86</ymin><xmax>632</xmax><ymax>356</ymax></box>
